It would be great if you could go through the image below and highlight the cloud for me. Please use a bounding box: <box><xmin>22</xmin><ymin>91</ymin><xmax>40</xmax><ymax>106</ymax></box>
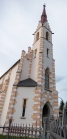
<box><xmin>59</xmin><ymin>87</ymin><xmax>67</xmax><ymax>93</ymax></box>
<box><xmin>61</xmin><ymin>88</ymin><xmax>67</xmax><ymax>92</ymax></box>
<box><xmin>56</xmin><ymin>75</ymin><xmax>65</xmax><ymax>83</ymax></box>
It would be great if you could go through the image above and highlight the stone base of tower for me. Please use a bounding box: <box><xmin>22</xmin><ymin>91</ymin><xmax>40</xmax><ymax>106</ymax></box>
<box><xmin>32</xmin><ymin>89</ymin><xmax>59</xmax><ymax>127</ymax></box>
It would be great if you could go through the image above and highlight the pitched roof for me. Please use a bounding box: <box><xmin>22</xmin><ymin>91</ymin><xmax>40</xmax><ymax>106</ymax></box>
<box><xmin>17</xmin><ymin>78</ymin><xmax>37</xmax><ymax>87</ymax></box>
<box><xmin>0</xmin><ymin>59</ymin><xmax>20</xmax><ymax>79</ymax></box>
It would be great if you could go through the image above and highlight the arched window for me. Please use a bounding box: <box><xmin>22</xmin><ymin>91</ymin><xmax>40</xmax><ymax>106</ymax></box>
<box><xmin>36</xmin><ymin>32</ymin><xmax>39</xmax><ymax>41</ymax></box>
<box><xmin>45</xmin><ymin>68</ymin><xmax>49</xmax><ymax>89</ymax></box>
<box><xmin>46</xmin><ymin>32</ymin><xmax>49</xmax><ymax>40</ymax></box>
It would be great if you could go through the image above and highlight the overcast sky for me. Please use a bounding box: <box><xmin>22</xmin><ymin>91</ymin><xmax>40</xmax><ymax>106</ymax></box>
<box><xmin>0</xmin><ymin>0</ymin><xmax>67</xmax><ymax>103</ymax></box>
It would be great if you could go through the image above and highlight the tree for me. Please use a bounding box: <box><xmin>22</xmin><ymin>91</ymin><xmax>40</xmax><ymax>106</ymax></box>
<box><xmin>59</xmin><ymin>100</ymin><xmax>64</xmax><ymax>111</ymax></box>
<box><xmin>65</xmin><ymin>101</ymin><xmax>67</xmax><ymax>117</ymax></box>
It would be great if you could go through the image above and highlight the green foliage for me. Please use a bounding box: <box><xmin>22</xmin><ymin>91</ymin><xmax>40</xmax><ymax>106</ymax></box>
<box><xmin>59</xmin><ymin>100</ymin><xmax>67</xmax><ymax>117</ymax></box>
<box><xmin>59</xmin><ymin>100</ymin><xmax>64</xmax><ymax>111</ymax></box>
<box><xmin>65</xmin><ymin>101</ymin><xmax>67</xmax><ymax>117</ymax></box>
<box><xmin>0</xmin><ymin>135</ymin><xmax>35</xmax><ymax>139</ymax></box>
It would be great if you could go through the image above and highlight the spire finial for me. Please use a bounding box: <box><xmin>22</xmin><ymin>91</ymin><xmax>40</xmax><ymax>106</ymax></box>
<box><xmin>43</xmin><ymin>4</ymin><xmax>46</xmax><ymax>7</ymax></box>
<box><xmin>41</xmin><ymin>4</ymin><xmax>47</xmax><ymax>24</ymax></box>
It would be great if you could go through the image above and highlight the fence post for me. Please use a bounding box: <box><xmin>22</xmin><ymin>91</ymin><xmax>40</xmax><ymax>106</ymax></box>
<box><xmin>7</xmin><ymin>119</ymin><xmax>12</xmax><ymax>139</ymax></box>
<box><xmin>7</xmin><ymin>125</ymin><xmax>9</xmax><ymax>139</ymax></box>
<box><xmin>63</xmin><ymin>108</ymin><xmax>67</xmax><ymax>139</ymax></box>
<box><xmin>2</xmin><ymin>124</ymin><xmax>5</xmax><ymax>136</ymax></box>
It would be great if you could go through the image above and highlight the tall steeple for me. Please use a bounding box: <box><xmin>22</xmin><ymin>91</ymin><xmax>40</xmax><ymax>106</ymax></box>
<box><xmin>41</xmin><ymin>4</ymin><xmax>47</xmax><ymax>24</ymax></box>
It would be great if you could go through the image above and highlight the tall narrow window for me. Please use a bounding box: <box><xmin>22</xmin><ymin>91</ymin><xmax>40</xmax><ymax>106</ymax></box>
<box><xmin>36</xmin><ymin>32</ymin><xmax>39</xmax><ymax>41</ymax></box>
<box><xmin>47</xmin><ymin>48</ymin><xmax>49</xmax><ymax>57</ymax></box>
<box><xmin>46</xmin><ymin>32</ymin><xmax>49</xmax><ymax>40</ymax></box>
<box><xmin>45</xmin><ymin>68</ymin><xmax>49</xmax><ymax>89</ymax></box>
<box><xmin>22</xmin><ymin>99</ymin><xmax>27</xmax><ymax>117</ymax></box>
<box><xmin>34</xmin><ymin>49</ymin><xmax>37</xmax><ymax>58</ymax></box>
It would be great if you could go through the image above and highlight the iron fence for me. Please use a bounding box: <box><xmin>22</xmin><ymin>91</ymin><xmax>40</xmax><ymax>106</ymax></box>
<box><xmin>0</xmin><ymin>123</ymin><xmax>43</xmax><ymax>139</ymax></box>
<box><xmin>50</xmin><ymin>109</ymin><xmax>67</xmax><ymax>139</ymax></box>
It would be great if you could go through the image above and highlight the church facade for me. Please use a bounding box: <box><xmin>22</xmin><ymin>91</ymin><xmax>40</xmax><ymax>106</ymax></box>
<box><xmin>0</xmin><ymin>5</ymin><xmax>59</xmax><ymax>127</ymax></box>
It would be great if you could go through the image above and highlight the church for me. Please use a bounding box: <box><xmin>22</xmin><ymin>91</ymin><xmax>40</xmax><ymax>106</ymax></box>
<box><xmin>0</xmin><ymin>5</ymin><xmax>59</xmax><ymax>127</ymax></box>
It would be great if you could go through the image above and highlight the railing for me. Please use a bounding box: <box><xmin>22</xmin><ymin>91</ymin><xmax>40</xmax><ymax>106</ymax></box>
<box><xmin>1</xmin><ymin>111</ymin><xmax>67</xmax><ymax>139</ymax></box>
<box><xmin>50</xmin><ymin>109</ymin><xmax>67</xmax><ymax>139</ymax></box>
<box><xmin>0</xmin><ymin>122</ymin><xmax>44</xmax><ymax>139</ymax></box>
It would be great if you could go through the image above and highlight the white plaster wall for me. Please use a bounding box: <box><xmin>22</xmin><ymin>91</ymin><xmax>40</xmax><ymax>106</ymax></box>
<box><xmin>33</xmin><ymin>27</ymin><xmax>42</xmax><ymax>45</ymax></box>
<box><xmin>0</xmin><ymin>78</ymin><xmax>3</xmax><ymax>84</ymax></box>
<box><xmin>0</xmin><ymin>64</ymin><xmax>18</xmax><ymax>126</ymax></box>
<box><xmin>13</xmin><ymin>87</ymin><xmax>35</xmax><ymax>126</ymax></box>
<box><xmin>20</xmin><ymin>57</ymin><xmax>30</xmax><ymax>80</ymax></box>
<box><xmin>32</xmin><ymin>40</ymin><xmax>40</xmax><ymax>50</ymax></box>
<box><xmin>44</xmin><ymin>40</ymin><xmax>52</xmax><ymax>72</ymax></box>
<box><xmin>43</xmin><ymin>22</ymin><xmax>53</xmax><ymax>72</ymax></box>
<box><xmin>30</xmin><ymin>56</ymin><xmax>38</xmax><ymax>81</ymax></box>
<box><xmin>44</xmin><ymin>22</ymin><xmax>52</xmax><ymax>43</ymax></box>
<box><xmin>31</xmin><ymin>27</ymin><xmax>42</xmax><ymax>81</ymax></box>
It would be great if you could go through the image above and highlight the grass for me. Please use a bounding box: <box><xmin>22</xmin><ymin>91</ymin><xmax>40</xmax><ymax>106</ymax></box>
<box><xmin>0</xmin><ymin>135</ymin><xmax>36</xmax><ymax>139</ymax></box>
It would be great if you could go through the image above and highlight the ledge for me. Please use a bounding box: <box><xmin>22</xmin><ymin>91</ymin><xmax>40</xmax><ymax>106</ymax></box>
<box><xmin>16</xmin><ymin>71</ymin><xmax>21</xmax><ymax>73</ymax></box>
<box><xmin>20</xmin><ymin>117</ymin><xmax>26</xmax><ymax>119</ymax></box>
<box><xmin>34</xmin><ymin>25</ymin><xmax>52</xmax><ymax>34</ymax></box>
<box><xmin>45</xmin><ymin>88</ymin><xmax>52</xmax><ymax>92</ymax></box>
<box><xmin>13</xmin><ymin>84</ymin><xmax>17</xmax><ymax>86</ymax></box>
<box><xmin>33</xmin><ymin>37</ymin><xmax>52</xmax><ymax>45</ymax></box>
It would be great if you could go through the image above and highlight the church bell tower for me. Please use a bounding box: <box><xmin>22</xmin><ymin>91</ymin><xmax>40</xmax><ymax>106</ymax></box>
<box><xmin>2</xmin><ymin>5</ymin><xmax>59</xmax><ymax>127</ymax></box>
<box><xmin>32</xmin><ymin>5</ymin><xmax>59</xmax><ymax>127</ymax></box>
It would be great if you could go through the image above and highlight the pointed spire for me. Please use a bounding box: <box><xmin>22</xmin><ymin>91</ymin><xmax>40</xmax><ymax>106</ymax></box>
<box><xmin>41</xmin><ymin>4</ymin><xmax>47</xmax><ymax>24</ymax></box>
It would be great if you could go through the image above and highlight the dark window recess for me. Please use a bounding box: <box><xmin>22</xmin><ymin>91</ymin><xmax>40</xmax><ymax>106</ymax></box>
<box><xmin>45</xmin><ymin>68</ymin><xmax>49</xmax><ymax>89</ymax></box>
<box><xmin>22</xmin><ymin>99</ymin><xmax>26</xmax><ymax>117</ymax></box>
<box><xmin>36</xmin><ymin>32</ymin><xmax>39</xmax><ymax>41</ymax></box>
<box><xmin>47</xmin><ymin>48</ymin><xmax>49</xmax><ymax>57</ymax></box>
<box><xmin>34</xmin><ymin>49</ymin><xmax>37</xmax><ymax>58</ymax></box>
<box><xmin>45</xmin><ymin>74</ymin><xmax>49</xmax><ymax>89</ymax></box>
<box><xmin>46</xmin><ymin>32</ymin><xmax>49</xmax><ymax>40</ymax></box>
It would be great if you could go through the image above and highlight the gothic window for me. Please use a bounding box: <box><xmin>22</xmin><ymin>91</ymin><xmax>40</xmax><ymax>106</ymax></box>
<box><xmin>45</xmin><ymin>68</ymin><xmax>49</xmax><ymax>89</ymax></box>
<box><xmin>46</xmin><ymin>32</ymin><xmax>49</xmax><ymax>41</ymax></box>
<box><xmin>22</xmin><ymin>99</ymin><xmax>27</xmax><ymax>117</ymax></box>
<box><xmin>36</xmin><ymin>32</ymin><xmax>39</xmax><ymax>41</ymax></box>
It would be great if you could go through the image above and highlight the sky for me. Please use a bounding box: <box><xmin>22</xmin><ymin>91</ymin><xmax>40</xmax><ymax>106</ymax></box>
<box><xmin>0</xmin><ymin>0</ymin><xmax>67</xmax><ymax>103</ymax></box>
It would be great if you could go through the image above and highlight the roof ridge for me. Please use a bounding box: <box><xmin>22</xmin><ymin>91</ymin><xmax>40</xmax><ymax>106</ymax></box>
<box><xmin>0</xmin><ymin>59</ymin><xmax>20</xmax><ymax>79</ymax></box>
